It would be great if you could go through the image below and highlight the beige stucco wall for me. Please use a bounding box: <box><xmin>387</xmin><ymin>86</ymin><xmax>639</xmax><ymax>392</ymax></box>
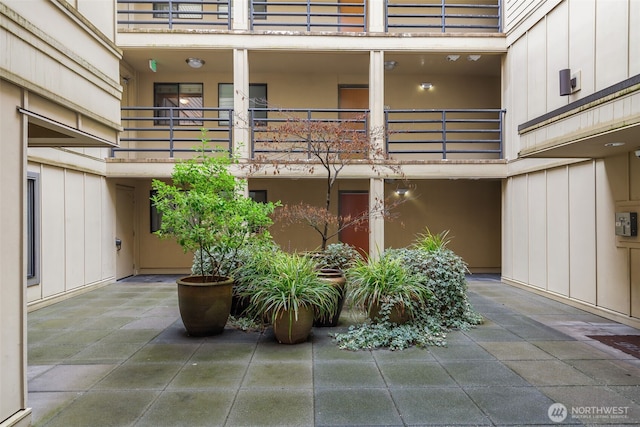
<box><xmin>135</xmin><ymin>177</ymin><xmax>501</xmax><ymax>273</ymax></box>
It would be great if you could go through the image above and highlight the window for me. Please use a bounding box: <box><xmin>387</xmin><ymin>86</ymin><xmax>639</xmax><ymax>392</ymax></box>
<box><xmin>218</xmin><ymin>83</ymin><xmax>267</xmax><ymax>126</ymax></box>
<box><xmin>154</xmin><ymin>83</ymin><xmax>203</xmax><ymax>126</ymax></box>
<box><xmin>154</xmin><ymin>1</ymin><xmax>203</xmax><ymax>19</ymax></box>
<box><xmin>27</xmin><ymin>172</ymin><xmax>40</xmax><ymax>286</ymax></box>
<box><xmin>249</xmin><ymin>190</ymin><xmax>267</xmax><ymax>203</ymax></box>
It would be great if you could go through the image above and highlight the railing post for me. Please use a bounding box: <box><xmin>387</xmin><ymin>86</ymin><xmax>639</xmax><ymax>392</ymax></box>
<box><xmin>500</xmin><ymin>109</ymin><xmax>505</xmax><ymax>159</ymax></box>
<box><xmin>441</xmin><ymin>0</ymin><xmax>446</xmax><ymax>32</ymax></box>
<box><xmin>169</xmin><ymin>108</ymin><xmax>175</xmax><ymax>158</ymax></box>
<box><xmin>441</xmin><ymin>110</ymin><xmax>447</xmax><ymax>159</ymax></box>
<box><xmin>306</xmin><ymin>0</ymin><xmax>311</xmax><ymax>32</ymax></box>
<box><xmin>167</xmin><ymin>0</ymin><xmax>173</xmax><ymax>30</ymax></box>
<box><xmin>383</xmin><ymin>0</ymin><xmax>388</xmax><ymax>32</ymax></box>
<box><xmin>384</xmin><ymin>110</ymin><xmax>389</xmax><ymax>155</ymax></box>
<box><xmin>307</xmin><ymin>109</ymin><xmax>312</xmax><ymax>159</ymax></box>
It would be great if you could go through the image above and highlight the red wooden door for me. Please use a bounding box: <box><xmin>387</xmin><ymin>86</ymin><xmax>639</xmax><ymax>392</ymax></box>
<box><xmin>339</xmin><ymin>192</ymin><xmax>369</xmax><ymax>256</ymax></box>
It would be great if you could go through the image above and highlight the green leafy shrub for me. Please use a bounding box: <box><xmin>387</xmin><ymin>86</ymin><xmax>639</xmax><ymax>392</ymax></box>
<box><xmin>385</xmin><ymin>247</ymin><xmax>483</xmax><ymax>329</ymax></box>
<box><xmin>315</xmin><ymin>243</ymin><xmax>361</xmax><ymax>272</ymax></box>
<box><xmin>413</xmin><ymin>227</ymin><xmax>452</xmax><ymax>252</ymax></box>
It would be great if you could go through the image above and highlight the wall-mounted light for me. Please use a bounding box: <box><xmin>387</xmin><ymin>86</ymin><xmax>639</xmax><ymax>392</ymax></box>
<box><xmin>559</xmin><ymin>68</ymin><xmax>581</xmax><ymax>96</ymax></box>
<box><xmin>186</xmin><ymin>57</ymin><xmax>205</xmax><ymax>69</ymax></box>
<box><xmin>384</xmin><ymin>60</ymin><xmax>398</xmax><ymax>70</ymax></box>
<box><xmin>446</xmin><ymin>55</ymin><xmax>460</xmax><ymax>62</ymax></box>
<box><xmin>420</xmin><ymin>83</ymin><xmax>433</xmax><ymax>90</ymax></box>
<box><xmin>395</xmin><ymin>188</ymin><xmax>409</xmax><ymax>196</ymax></box>
<box><xmin>467</xmin><ymin>55</ymin><xmax>482</xmax><ymax>61</ymax></box>
<box><xmin>148</xmin><ymin>59</ymin><xmax>157</xmax><ymax>72</ymax></box>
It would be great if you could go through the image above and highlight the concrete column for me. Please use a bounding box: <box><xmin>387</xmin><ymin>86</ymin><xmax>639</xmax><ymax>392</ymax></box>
<box><xmin>232</xmin><ymin>0</ymin><xmax>248</xmax><ymax>31</ymax></box>
<box><xmin>369</xmin><ymin>177</ymin><xmax>385</xmax><ymax>261</ymax></box>
<box><xmin>369</xmin><ymin>50</ymin><xmax>385</xmax><ymax>160</ymax></box>
<box><xmin>368</xmin><ymin>0</ymin><xmax>385</xmax><ymax>33</ymax></box>
<box><xmin>233</xmin><ymin>48</ymin><xmax>250</xmax><ymax>159</ymax></box>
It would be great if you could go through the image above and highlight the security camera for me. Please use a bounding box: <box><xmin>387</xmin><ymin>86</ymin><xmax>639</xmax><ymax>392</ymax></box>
<box><xmin>636</xmin><ymin>149</ymin><xmax>640</xmax><ymax>158</ymax></box>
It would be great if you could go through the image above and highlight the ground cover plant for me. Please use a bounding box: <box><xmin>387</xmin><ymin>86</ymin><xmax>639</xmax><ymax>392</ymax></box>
<box><xmin>332</xmin><ymin>229</ymin><xmax>483</xmax><ymax>351</ymax></box>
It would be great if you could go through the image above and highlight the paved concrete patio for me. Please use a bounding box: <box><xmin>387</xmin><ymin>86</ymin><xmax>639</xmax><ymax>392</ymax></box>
<box><xmin>28</xmin><ymin>275</ymin><xmax>640</xmax><ymax>426</ymax></box>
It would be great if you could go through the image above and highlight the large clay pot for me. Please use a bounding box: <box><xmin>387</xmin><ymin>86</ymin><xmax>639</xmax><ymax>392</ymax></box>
<box><xmin>314</xmin><ymin>268</ymin><xmax>347</xmax><ymax>327</ymax></box>
<box><xmin>272</xmin><ymin>305</ymin><xmax>314</xmax><ymax>344</ymax></box>
<box><xmin>368</xmin><ymin>301</ymin><xmax>411</xmax><ymax>325</ymax></box>
<box><xmin>177</xmin><ymin>275</ymin><xmax>234</xmax><ymax>337</ymax></box>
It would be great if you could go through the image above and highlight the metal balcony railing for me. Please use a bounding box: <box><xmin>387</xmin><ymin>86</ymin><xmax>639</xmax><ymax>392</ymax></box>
<box><xmin>384</xmin><ymin>0</ymin><xmax>501</xmax><ymax>33</ymax></box>
<box><xmin>117</xmin><ymin>0</ymin><xmax>232</xmax><ymax>30</ymax></box>
<box><xmin>385</xmin><ymin>109</ymin><xmax>505</xmax><ymax>159</ymax></box>
<box><xmin>114</xmin><ymin>107</ymin><xmax>233</xmax><ymax>158</ymax></box>
<box><xmin>249</xmin><ymin>108</ymin><xmax>370</xmax><ymax>159</ymax></box>
<box><xmin>250</xmin><ymin>1</ymin><xmax>367</xmax><ymax>32</ymax></box>
<box><xmin>113</xmin><ymin>107</ymin><xmax>504</xmax><ymax>160</ymax></box>
<box><xmin>116</xmin><ymin>0</ymin><xmax>500</xmax><ymax>33</ymax></box>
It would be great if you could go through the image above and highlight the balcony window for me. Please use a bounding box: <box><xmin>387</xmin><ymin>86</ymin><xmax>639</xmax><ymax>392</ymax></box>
<box><xmin>153</xmin><ymin>1</ymin><xmax>203</xmax><ymax>19</ymax></box>
<box><xmin>154</xmin><ymin>83</ymin><xmax>203</xmax><ymax>126</ymax></box>
<box><xmin>218</xmin><ymin>83</ymin><xmax>267</xmax><ymax>126</ymax></box>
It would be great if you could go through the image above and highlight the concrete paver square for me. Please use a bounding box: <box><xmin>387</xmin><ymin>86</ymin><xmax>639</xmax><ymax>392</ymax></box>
<box><xmin>478</xmin><ymin>341</ymin><xmax>556</xmax><ymax>360</ymax></box>
<box><xmin>41</xmin><ymin>390</ymin><xmax>159</xmax><ymax>427</ymax></box>
<box><xmin>189</xmin><ymin>342</ymin><xmax>256</xmax><ymax>363</ymax></box>
<box><xmin>378</xmin><ymin>361</ymin><xmax>457</xmax><ymax>387</ymax></box>
<box><xmin>135</xmin><ymin>390</ymin><xmax>234</xmax><ymax>426</ymax></box>
<box><xmin>94</xmin><ymin>362</ymin><xmax>182</xmax><ymax>390</ymax></box>
<box><xmin>314</xmin><ymin>361</ymin><xmax>385</xmax><ymax>388</ymax></box>
<box><xmin>168</xmin><ymin>361</ymin><xmax>246</xmax><ymax>389</ymax></box>
<box><xmin>465</xmin><ymin>386</ymin><xmax>558</xmax><ymax>425</ymax></box>
<box><xmin>226</xmin><ymin>389</ymin><xmax>313</xmax><ymax>426</ymax></box>
<box><xmin>29</xmin><ymin>364</ymin><xmax>116</xmax><ymax>391</ymax></box>
<box><xmin>314</xmin><ymin>388</ymin><xmax>402</xmax><ymax>426</ymax></box>
<box><xmin>442</xmin><ymin>360</ymin><xmax>530</xmax><ymax>386</ymax></box>
<box><xmin>391</xmin><ymin>387</ymin><xmax>490</xmax><ymax>425</ymax></box>
<box><xmin>504</xmin><ymin>360</ymin><xmax>599</xmax><ymax>386</ymax></box>
<box><xmin>242</xmin><ymin>361</ymin><xmax>312</xmax><ymax>388</ymax></box>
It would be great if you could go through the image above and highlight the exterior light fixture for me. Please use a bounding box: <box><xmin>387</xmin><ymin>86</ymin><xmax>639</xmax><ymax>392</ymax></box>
<box><xmin>420</xmin><ymin>83</ymin><xmax>433</xmax><ymax>90</ymax></box>
<box><xmin>148</xmin><ymin>59</ymin><xmax>157</xmax><ymax>72</ymax></box>
<box><xmin>604</xmin><ymin>142</ymin><xmax>625</xmax><ymax>147</ymax></box>
<box><xmin>186</xmin><ymin>58</ymin><xmax>205</xmax><ymax>68</ymax></box>
<box><xmin>446</xmin><ymin>55</ymin><xmax>460</xmax><ymax>62</ymax></box>
<box><xmin>467</xmin><ymin>54</ymin><xmax>482</xmax><ymax>61</ymax></box>
<box><xmin>559</xmin><ymin>69</ymin><xmax>581</xmax><ymax>96</ymax></box>
<box><xmin>395</xmin><ymin>188</ymin><xmax>409</xmax><ymax>196</ymax></box>
<box><xmin>384</xmin><ymin>61</ymin><xmax>398</xmax><ymax>70</ymax></box>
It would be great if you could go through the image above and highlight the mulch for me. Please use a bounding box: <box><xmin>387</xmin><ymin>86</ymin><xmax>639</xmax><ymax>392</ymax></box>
<box><xmin>588</xmin><ymin>335</ymin><xmax>640</xmax><ymax>359</ymax></box>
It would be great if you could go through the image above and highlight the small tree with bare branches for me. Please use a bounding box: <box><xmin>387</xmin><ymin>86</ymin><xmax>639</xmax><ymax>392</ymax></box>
<box><xmin>244</xmin><ymin>110</ymin><xmax>408</xmax><ymax>252</ymax></box>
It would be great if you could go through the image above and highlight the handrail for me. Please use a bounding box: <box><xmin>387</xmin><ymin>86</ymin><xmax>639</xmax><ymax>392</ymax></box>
<box><xmin>250</xmin><ymin>1</ymin><xmax>367</xmax><ymax>32</ymax></box>
<box><xmin>114</xmin><ymin>106</ymin><xmax>233</xmax><ymax>158</ymax></box>
<box><xmin>113</xmin><ymin>107</ymin><xmax>504</xmax><ymax>160</ymax></box>
<box><xmin>117</xmin><ymin>0</ymin><xmax>231</xmax><ymax>30</ymax></box>
<box><xmin>385</xmin><ymin>109</ymin><xmax>504</xmax><ymax>159</ymax></box>
<box><xmin>249</xmin><ymin>108</ymin><xmax>369</xmax><ymax>159</ymax></box>
<box><xmin>384</xmin><ymin>0</ymin><xmax>501</xmax><ymax>33</ymax></box>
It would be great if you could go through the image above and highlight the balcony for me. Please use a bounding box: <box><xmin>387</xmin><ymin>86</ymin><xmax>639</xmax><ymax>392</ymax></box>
<box><xmin>113</xmin><ymin>106</ymin><xmax>504</xmax><ymax>160</ymax></box>
<box><xmin>116</xmin><ymin>0</ymin><xmax>501</xmax><ymax>33</ymax></box>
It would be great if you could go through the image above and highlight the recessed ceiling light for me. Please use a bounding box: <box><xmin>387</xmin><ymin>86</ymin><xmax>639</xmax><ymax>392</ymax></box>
<box><xmin>420</xmin><ymin>83</ymin><xmax>433</xmax><ymax>90</ymax></box>
<box><xmin>384</xmin><ymin>61</ymin><xmax>398</xmax><ymax>70</ymax></box>
<box><xmin>467</xmin><ymin>55</ymin><xmax>482</xmax><ymax>62</ymax></box>
<box><xmin>186</xmin><ymin>58</ymin><xmax>205</xmax><ymax>68</ymax></box>
<box><xmin>446</xmin><ymin>55</ymin><xmax>460</xmax><ymax>62</ymax></box>
<box><xmin>604</xmin><ymin>142</ymin><xmax>625</xmax><ymax>147</ymax></box>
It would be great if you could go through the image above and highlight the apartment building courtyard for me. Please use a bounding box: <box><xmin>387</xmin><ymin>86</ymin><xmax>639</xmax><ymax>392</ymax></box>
<box><xmin>28</xmin><ymin>274</ymin><xmax>640</xmax><ymax>426</ymax></box>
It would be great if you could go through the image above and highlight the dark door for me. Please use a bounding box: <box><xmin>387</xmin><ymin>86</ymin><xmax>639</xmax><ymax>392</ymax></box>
<box><xmin>339</xmin><ymin>192</ymin><xmax>369</xmax><ymax>256</ymax></box>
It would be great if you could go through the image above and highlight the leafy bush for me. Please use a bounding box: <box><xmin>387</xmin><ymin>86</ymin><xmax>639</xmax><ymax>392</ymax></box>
<box><xmin>315</xmin><ymin>243</ymin><xmax>361</xmax><ymax>272</ymax></box>
<box><xmin>413</xmin><ymin>227</ymin><xmax>452</xmax><ymax>252</ymax></box>
<box><xmin>385</xmin><ymin>247</ymin><xmax>483</xmax><ymax>329</ymax></box>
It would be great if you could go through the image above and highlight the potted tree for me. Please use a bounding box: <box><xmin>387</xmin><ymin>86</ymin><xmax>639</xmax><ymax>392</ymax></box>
<box><xmin>151</xmin><ymin>133</ymin><xmax>278</xmax><ymax>336</ymax></box>
<box><xmin>242</xmin><ymin>251</ymin><xmax>341</xmax><ymax>344</ymax></box>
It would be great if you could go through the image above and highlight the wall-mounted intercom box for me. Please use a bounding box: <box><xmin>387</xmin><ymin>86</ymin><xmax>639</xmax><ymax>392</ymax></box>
<box><xmin>615</xmin><ymin>212</ymin><xmax>638</xmax><ymax>237</ymax></box>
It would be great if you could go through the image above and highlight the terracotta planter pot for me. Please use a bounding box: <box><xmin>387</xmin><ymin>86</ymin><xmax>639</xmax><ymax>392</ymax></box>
<box><xmin>272</xmin><ymin>305</ymin><xmax>314</xmax><ymax>344</ymax></box>
<box><xmin>368</xmin><ymin>301</ymin><xmax>411</xmax><ymax>325</ymax></box>
<box><xmin>177</xmin><ymin>275</ymin><xmax>233</xmax><ymax>337</ymax></box>
<box><xmin>314</xmin><ymin>268</ymin><xmax>347</xmax><ymax>327</ymax></box>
